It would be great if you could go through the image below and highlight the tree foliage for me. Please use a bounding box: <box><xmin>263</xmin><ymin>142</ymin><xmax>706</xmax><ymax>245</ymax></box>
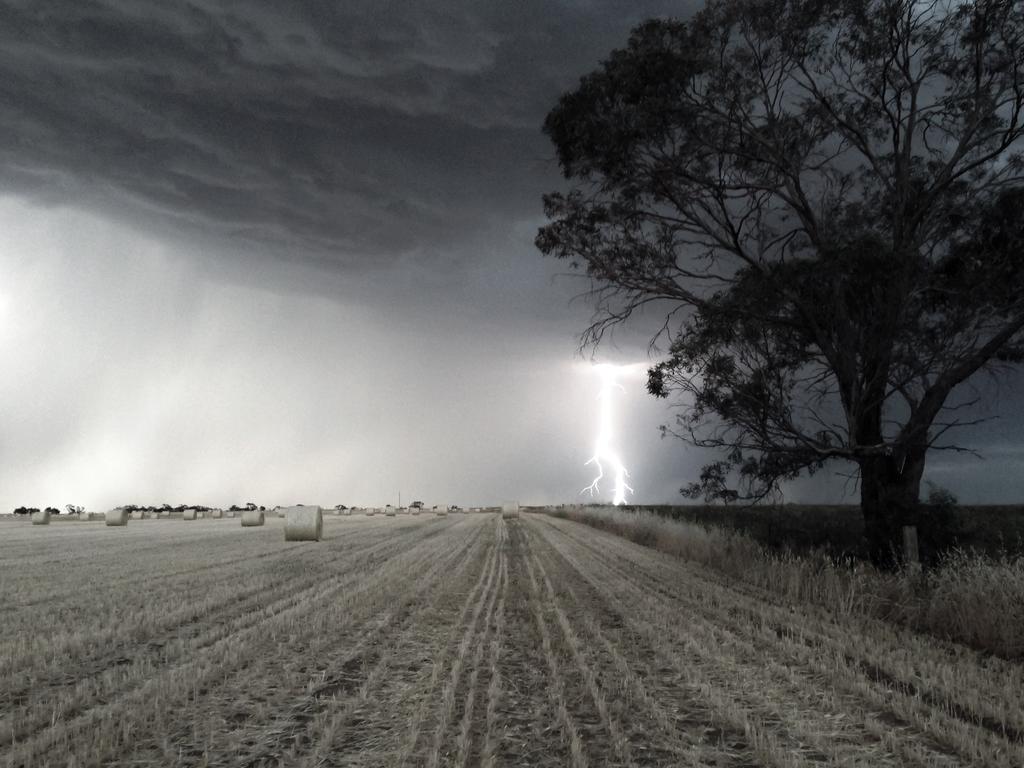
<box><xmin>538</xmin><ymin>0</ymin><xmax>1024</xmax><ymax>564</ymax></box>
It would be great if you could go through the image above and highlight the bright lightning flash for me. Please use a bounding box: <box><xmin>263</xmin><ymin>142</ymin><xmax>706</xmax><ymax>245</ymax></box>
<box><xmin>582</xmin><ymin>363</ymin><xmax>634</xmax><ymax>505</ymax></box>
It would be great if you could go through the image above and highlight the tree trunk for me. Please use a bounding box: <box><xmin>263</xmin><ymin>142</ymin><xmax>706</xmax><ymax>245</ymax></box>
<box><xmin>860</xmin><ymin>449</ymin><xmax>926</xmax><ymax>570</ymax></box>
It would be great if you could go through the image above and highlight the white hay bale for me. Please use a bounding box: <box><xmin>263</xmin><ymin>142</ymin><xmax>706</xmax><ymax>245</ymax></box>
<box><xmin>210</xmin><ymin>509</ymin><xmax>223</xmax><ymax>519</ymax></box>
<box><xmin>436</xmin><ymin>509</ymin><xmax>448</xmax><ymax>516</ymax></box>
<box><xmin>241</xmin><ymin>509</ymin><xmax>265</xmax><ymax>527</ymax></box>
<box><xmin>159</xmin><ymin>511</ymin><xmax>170</xmax><ymax>518</ymax></box>
<box><xmin>225</xmin><ymin>510</ymin><xmax>235</xmax><ymax>518</ymax></box>
<box><xmin>130</xmin><ymin>510</ymin><xmax>143</xmax><ymax>520</ymax></box>
<box><xmin>105</xmin><ymin>508</ymin><xmax>129</xmax><ymax>526</ymax></box>
<box><xmin>283</xmin><ymin>505</ymin><xmax>323</xmax><ymax>541</ymax></box>
<box><xmin>183</xmin><ymin>509</ymin><xmax>197</xmax><ymax>520</ymax></box>
<box><xmin>197</xmin><ymin>511</ymin><xmax>206</xmax><ymax>519</ymax></box>
<box><xmin>502</xmin><ymin>501</ymin><xmax>520</xmax><ymax>519</ymax></box>
<box><xmin>31</xmin><ymin>509</ymin><xmax>51</xmax><ymax>525</ymax></box>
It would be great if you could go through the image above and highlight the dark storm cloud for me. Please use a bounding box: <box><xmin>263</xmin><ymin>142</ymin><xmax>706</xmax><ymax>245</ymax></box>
<box><xmin>0</xmin><ymin>0</ymin><xmax>693</xmax><ymax>259</ymax></box>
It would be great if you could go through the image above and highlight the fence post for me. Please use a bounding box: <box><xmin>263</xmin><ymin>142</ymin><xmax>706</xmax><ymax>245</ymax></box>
<box><xmin>902</xmin><ymin>525</ymin><xmax>921</xmax><ymax>572</ymax></box>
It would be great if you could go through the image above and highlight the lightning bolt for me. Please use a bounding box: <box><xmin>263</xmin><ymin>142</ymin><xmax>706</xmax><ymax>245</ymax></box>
<box><xmin>582</xmin><ymin>363</ymin><xmax>634</xmax><ymax>505</ymax></box>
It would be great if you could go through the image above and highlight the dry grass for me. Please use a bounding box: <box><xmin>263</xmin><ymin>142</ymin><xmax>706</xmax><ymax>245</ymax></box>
<box><xmin>3</xmin><ymin>512</ymin><xmax>1021</xmax><ymax>767</ymax></box>
<box><xmin>544</xmin><ymin>505</ymin><xmax>1024</xmax><ymax>659</ymax></box>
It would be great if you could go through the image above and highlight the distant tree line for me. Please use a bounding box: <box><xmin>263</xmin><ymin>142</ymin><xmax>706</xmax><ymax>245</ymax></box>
<box><xmin>12</xmin><ymin>506</ymin><xmax>61</xmax><ymax>516</ymax></box>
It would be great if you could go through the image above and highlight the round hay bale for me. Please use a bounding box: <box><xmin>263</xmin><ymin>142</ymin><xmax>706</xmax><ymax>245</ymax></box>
<box><xmin>240</xmin><ymin>509</ymin><xmax>265</xmax><ymax>527</ymax></box>
<box><xmin>31</xmin><ymin>509</ymin><xmax>51</xmax><ymax>525</ymax></box>
<box><xmin>435</xmin><ymin>509</ymin><xmax>448</xmax><ymax>516</ymax></box>
<box><xmin>283</xmin><ymin>505</ymin><xmax>322</xmax><ymax>541</ymax></box>
<box><xmin>183</xmin><ymin>509</ymin><xmax>197</xmax><ymax>521</ymax></box>
<box><xmin>225</xmin><ymin>510</ymin><xmax>235</xmax><ymax>518</ymax></box>
<box><xmin>105</xmin><ymin>508</ymin><xmax>129</xmax><ymax>526</ymax></box>
<box><xmin>159</xmin><ymin>511</ymin><xmax>170</xmax><ymax>518</ymax></box>
<box><xmin>197</xmin><ymin>511</ymin><xmax>206</xmax><ymax>519</ymax></box>
<box><xmin>384</xmin><ymin>508</ymin><xmax>397</xmax><ymax>517</ymax></box>
<box><xmin>502</xmin><ymin>501</ymin><xmax>520</xmax><ymax>519</ymax></box>
<box><xmin>210</xmin><ymin>509</ymin><xmax>223</xmax><ymax>519</ymax></box>
<box><xmin>130</xmin><ymin>510</ymin><xmax>144</xmax><ymax>520</ymax></box>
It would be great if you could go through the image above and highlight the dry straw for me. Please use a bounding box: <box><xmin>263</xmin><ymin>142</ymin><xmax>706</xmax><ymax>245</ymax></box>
<box><xmin>31</xmin><ymin>509</ymin><xmax>51</xmax><ymax>525</ymax></box>
<box><xmin>130</xmin><ymin>511</ymin><xmax>144</xmax><ymax>520</ymax></box>
<box><xmin>105</xmin><ymin>508</ymin><xmax>129</xmax><ymax>526</ymax></box>
<box><xmin>240</xmin><ymin>509</ymin><xmax>265</xmax><ymax>527</ymax></box>
<box><xmin>183</xmin><ymin>509</ymin><xmax>197</xmax><ymax>521</ymax></box>
<box><xmin>283</xmin><ymin>505</ymin><xmax>323</xmax><ymax>541</ymax></box>
<box><xmin>502</xmin><ymin>501</ymin><xmax>520</xmax><ymax>519</ymax></box>
<box><xmin>210</xmin><ymin>509</ymin><xmax>223</xmax><ymax>519</ymax></box>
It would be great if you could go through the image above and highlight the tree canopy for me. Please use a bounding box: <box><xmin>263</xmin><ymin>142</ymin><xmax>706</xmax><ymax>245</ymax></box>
<box><xmin>537</xmin><ymin>0</ymin><xmax>1024</xmax><ymax>565</ymax></box>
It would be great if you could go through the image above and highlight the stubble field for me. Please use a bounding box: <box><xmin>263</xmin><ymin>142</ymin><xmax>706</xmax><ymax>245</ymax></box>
<box><xmin>1</xmin><ymin>512</ymin><xmax>1022</xmax><ymax>767</ymax></box>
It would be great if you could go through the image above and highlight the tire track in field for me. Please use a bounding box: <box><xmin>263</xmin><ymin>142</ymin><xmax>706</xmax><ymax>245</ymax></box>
<box><xmin>0</xmin><ymin>521</ymin><xmax>396</xmax><ymax>669</ymax></box>
<box><xmin>445</xmin><ymin>516</ymin><xmax>509</xmax><ymax>768</ymax></box>
<box><xmin>527</xmin><ymin>519</ymin><xmax>850</xmax><ymax>767</ymax></box>
<box><xmin>531</xmin><ymin>517</ymin><xmax>985</xmax><ymax>767</ymax></box>
<box><xmin>0</xmin><ymin>519</ymin><xmax>474</xmax><ymax>767</ymax></box>
<box><xmin>225</xmin><ymin>520</ymin><xmax>491</xmax><ymax>768</ymax></box>
<box><xmin>486</xmin><ymin>517</ymin><xmax>572</xmax><ymax>768</ymax></box>
<box><xmin>400</xmin><ymin>522</ymin><xmax>502</xmax><ymax>768</ymax></box>
<box><xmin>521</xmin><ymin>527</ymin><xmax>590</xmax><ymax>768</ymax></box>
<box><xmin>542</xmin><ymin>513</ymin><xmax>1024</xmax><ymax>744</ymax></box>
<box><xmin>0</xmin><ymin>523</ymin><xmax>434</xmax><ymax>747</ymax></box>
<box><xmin>524</xmin><ymin>521</ymin><xmax>811</xmax><ymax>767</ymax></box>
<box><xmin>523</xmin><ymin>526</ymin><xmax>634</xmax><ymax>767</ymax></box>
<box><xmin>0</xmin><ymin>523</ymin><xmax>404</xmax><ymax>689</ymax></box>
<box><xmin>522</xmin><ymin>521</ymin><xmax>759</xmax><ymax>767</ymax></box>
<box><xmin>479</xmin><ymin>519</ymin><xmax>508</xmax><ymax>768</ymax></box>
<box><xmin>539</xmin><ymin>515</ymin><xmax>1023</xmax><ymax>765</ymax></box>
<box><xmin>142</xmin><ymin>518</ymin><xmax>483</xmax><ymax>768</ymax></box>
<box><xmin>298</xmin><ymin>525</ymin><xmax>494</xmax><ymax>768</ymax></box>
<box><xmin>310</xmin><ymin>518</ymin><xmax>502</xmax><ymax>767</ymax></box>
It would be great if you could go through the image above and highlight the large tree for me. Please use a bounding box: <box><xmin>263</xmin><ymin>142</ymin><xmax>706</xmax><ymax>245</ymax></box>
<box><xmin>537</xmin><ymin>0</ymin><xmax>1024</xmax><ymax>566</ymax></box>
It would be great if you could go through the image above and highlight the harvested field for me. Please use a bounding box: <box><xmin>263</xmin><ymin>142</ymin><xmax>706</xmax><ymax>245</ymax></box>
<box><xmin>1</xmin><ymin>513</ymin><xmax>1021</xmax><ymax>767</ymax></box>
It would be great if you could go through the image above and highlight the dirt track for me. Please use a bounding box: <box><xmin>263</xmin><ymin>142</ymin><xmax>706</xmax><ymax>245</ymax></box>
<box><xmin>1</xmin><ymin>512</ymin><xmax>1021</xmax><ymax>767</ymax></box>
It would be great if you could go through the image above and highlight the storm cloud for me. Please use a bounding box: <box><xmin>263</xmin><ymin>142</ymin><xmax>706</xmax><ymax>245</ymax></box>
<box><xmin>0</xmin><ymin>0</ymin><xmax>690</xmax><ymax>257</ymax></box>
<box><xmin>1</xmin><ymin>0</ymin><xmax>1022</xmax><ymax>513</ymax></box>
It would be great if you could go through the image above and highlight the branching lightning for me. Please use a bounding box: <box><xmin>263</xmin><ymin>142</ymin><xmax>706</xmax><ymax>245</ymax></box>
<box><xmin>582</xmin><ymin>363</ymin><xmax>634</xmax><ymax>505</ymax></box>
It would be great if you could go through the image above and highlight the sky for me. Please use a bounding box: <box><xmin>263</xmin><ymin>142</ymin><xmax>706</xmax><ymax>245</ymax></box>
<box><xmin>1</xmin><ymin>0</ymin><xmax>1023</xmax><ymax>512</ymax></box>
